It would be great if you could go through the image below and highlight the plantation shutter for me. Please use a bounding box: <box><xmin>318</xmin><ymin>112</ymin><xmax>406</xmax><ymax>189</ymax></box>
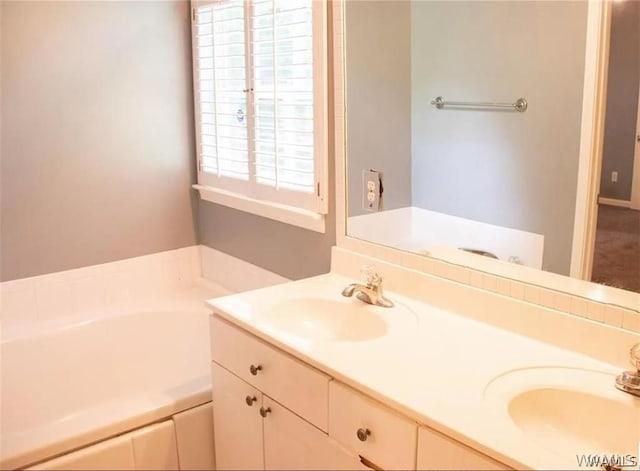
<box><xmin>192</xmin><ymin>0</ymin><xmax>327</xmax><ymax>214</ymax></box>
<box><xmin>251</xmin><ymin>0</ymin><xmax>315</xmax><ymax>193</ymax></box>
<box><xmin>195</xmin><ymin>0</ymin><xmax>250</xmax><ymax>182</ymax></box>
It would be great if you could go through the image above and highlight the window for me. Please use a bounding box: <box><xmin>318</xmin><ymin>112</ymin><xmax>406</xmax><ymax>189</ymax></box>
<box><xmin>191</xmin><ymin>0</ymin><xmax>328</xmax><ymax>226</ymax></box>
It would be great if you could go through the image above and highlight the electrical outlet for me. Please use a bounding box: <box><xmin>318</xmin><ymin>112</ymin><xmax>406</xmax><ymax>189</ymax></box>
<box><xmin>362</xmin><ymin>169</ymin><xmax>381</xmax><ymax>211</ymax></box>
<box><xmin>611</xmin><ymin>171</ymin><xmax>618</xmax><ymax>183</ymax></box>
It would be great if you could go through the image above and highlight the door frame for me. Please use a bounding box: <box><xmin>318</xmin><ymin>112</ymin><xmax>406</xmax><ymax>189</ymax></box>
<box><xmin>630</xmin><ymin>81</ymin><xmax>640</xmax><ymax>210</ymax></box>
<box><xmin>570</xmin><ymin>0</ymin><xmax>612</xmax><ymax>280</ymax></box>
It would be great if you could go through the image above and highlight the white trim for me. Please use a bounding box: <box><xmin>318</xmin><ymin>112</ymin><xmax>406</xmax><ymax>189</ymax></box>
<box><xmin>199</xmin><ymin>245</ymin><xmax>290</xmax><ymax>293</ymax></box>
<box><xmin>334</xmin><ymin>0</ymin><xmax>347</xmax><ymax>248</ymax></box>
<box><xmin>598</xmin><ymin>196</ymin><xmax>632</xmax><ymax>208</ymax></box>
<box><xmin>314</xmin><ymin>0</ymin><xmax>330</xmax><ymax>215</ymax></box>
<box><xmin>631</xmin><ymin>80</ymin><xmax>640</xmax><ymax>210</ymax></box>
<box><xmin>194</xmin><ymin>184</ymin><xmax>325</xmax><ymax>233</ymax></box>
<box><xmin>570</xmin><ymin>0</ymin><xmax>611</xmax><ymax>280</ymax></box>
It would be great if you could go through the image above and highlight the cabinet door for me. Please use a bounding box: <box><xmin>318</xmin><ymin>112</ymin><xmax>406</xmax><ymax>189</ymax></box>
<box><xmin>263</xmin><ymin>396</ymin><xmax>367</xmax><ymax>471</ymax></box>
<box><xmin>417</xmin><ymin>426</ymin><xmax>511</xmax><ymax>470</ymax></box>
<box><xmin>211</xmin><ymin>362</ymin><xmax>264</xmax><ymax>470</ymax></box>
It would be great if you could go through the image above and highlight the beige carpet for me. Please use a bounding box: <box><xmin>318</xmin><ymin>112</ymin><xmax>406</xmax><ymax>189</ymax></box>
<box><xmin>591</xmin><ymin>205</ymin><xmax>640</xmax><ymax>293</ymax></box>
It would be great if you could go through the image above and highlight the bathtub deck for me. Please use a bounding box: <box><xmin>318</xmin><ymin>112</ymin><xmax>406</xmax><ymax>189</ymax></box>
<box><xmin>1</xmin><ymin>280</ymin><xmax>226</xmax><ymax>470</ymax></box>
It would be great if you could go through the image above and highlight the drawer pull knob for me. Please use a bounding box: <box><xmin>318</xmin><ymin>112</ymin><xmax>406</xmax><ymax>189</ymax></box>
<box><xmin>259</xmin><ymin>406</ymin><xmax>271</xmax><ymax>418</ymax></box>
<box><xmin>245</xmin><ymin>395</ymin><xmax>257</xmax><ymax>406</ymax></box>
<box><xmin>356</xmin><ymin>428</ymin><xmax>371</xmax><ymax>442</ymax></box>
<box><xmin>249</xmin><ymin>364</ymin><xmax>262</xmax><ymax>376</ymax></box>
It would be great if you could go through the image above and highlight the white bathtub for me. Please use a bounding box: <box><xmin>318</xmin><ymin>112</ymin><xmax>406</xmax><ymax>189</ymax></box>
<box><xmin>1</xmin><ymin>284</ymin><xmax>224</xmax><ymax>470</ymax></box>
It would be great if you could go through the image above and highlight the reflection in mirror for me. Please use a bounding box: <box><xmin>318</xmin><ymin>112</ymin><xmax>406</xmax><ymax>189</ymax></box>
<box><xmin>345</xmin><ymin>1</ymin><xmax>640</xmax><ymax>295</ymax></box>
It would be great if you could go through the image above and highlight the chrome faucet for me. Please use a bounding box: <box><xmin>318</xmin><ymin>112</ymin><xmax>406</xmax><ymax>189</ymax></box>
<box><xmin>615</xmin><ymin>343</ymin><xmax>640</xmax><ymax>397</ymax></box>
<box><xmin>341</xmin><ymin>266</ymin><xmax>394</xmax><ymax>308</ymax></box>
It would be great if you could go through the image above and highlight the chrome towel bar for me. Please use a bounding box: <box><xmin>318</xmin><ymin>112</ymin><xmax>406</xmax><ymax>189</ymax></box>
<box><xmin>430</xmin><ymin>96</ymin><xmax>528</xmax><ymax>112</ymax></box>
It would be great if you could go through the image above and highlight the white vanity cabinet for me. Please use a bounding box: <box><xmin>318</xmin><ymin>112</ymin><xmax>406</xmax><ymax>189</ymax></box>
<box><xmin>210</xmin><ymin>315</ymin><xmax>511</xmax><ymax>471</ymax></box>
<box><xmin>210</xmin><ymin>317</ymin><xmax>366</xmax><ymax>470</ymax></box>
<box><xmin>417</xmin><ymin>427</ymin><xmax>510</xmax><ymax>470</ymax></box>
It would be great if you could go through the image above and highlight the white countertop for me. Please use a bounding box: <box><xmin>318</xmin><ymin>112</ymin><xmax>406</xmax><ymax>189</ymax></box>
<box><xmin>206</xmin><ymin>273</ymin><xmax>640</xmax><ymax>470</ymax></box>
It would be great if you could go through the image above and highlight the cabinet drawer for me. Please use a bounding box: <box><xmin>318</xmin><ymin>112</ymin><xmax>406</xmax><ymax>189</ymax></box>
<box><xmin>210</xmin><ymin>315</ymin><xmax>330</xmax><ymax>431</ymax></box>
<box><xmin>329</xmin><ymin>381</ymin><xmax>417</xmax><ymax>470</ymax></box>
<box><xmin>417</xmin><ymin>427</ymin><xmax>511</xmax><ymax>470</ymax></box>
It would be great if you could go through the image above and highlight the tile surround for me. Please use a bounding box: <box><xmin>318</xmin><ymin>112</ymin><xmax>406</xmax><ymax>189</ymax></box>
<box><xmin>623</xmin><ymin>309</ymin><xmax>640</xmax><ymax>332</ymax></box>
<box><xmin>553</xmin><ymin>292</ymin><xmax>572</xmax><ymax>313</ymax></box>
<box><xmin>0</xmin><ymin>245</ymin><xmax>292</xmax><ymax>337</ymax></box>
<box><xmin>604</xmin><ymin>305</ymin><xmax>624</xmax><ymax>328</ymax></box>
<box><xmin>509</xmin><ymin>282</ymin><xmax>525</xmax><ymax>301</ymax></box>
<box><xmin>0</xmin><ymin>246</ymin><xmax>201</xmax><ymax>333</ymax></box>
<box><xmin>199</xmin><ymin>245</ymin><xmax>290</xmax><ymax>292</ymax></box>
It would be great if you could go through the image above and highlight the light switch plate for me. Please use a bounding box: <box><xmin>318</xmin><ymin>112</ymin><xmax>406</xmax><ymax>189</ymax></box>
<box><xmin>362</xmin><ymin>169</ymin><xmax>381</xmax><ymax>211</ymax></box>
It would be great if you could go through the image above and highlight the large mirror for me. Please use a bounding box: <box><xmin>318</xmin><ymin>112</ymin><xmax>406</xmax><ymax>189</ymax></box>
<box><xmin>344</xmin><ymin>0</ymin><xmax>640</xmax><ymax>300</ymax></box>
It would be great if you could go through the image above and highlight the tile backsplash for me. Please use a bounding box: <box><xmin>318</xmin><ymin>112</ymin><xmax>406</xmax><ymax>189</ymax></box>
<box><xmin>331</xmin><ymin>247</ymin><xmax>639</xmax><ymax>368</ymax></box>
<box><xmin>331</xmin><ymin>246</ymin><xmax>640</xmax><ymax>335</ymax></box>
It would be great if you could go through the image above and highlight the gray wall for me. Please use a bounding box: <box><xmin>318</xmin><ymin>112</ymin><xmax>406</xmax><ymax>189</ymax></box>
<box><xmin>600</xmin><ymin>0</ymin><xmax>640</xmax><ymax>201</ymax></box>
<box><xmin>410</xmin><ymin>1</ymin><xmax>588</xmax><ymax>275</ymax></box>
<box><xmin>198</xmin><ymin>201</ymin><xmax>335</xmax><ymax>280</ymax></box>
<box><xmin>1</xmin><ymin>1</ymin><xmax>198</xmax><ymax>281</ymax></box>
<box><xmin>197</xmin><ymin>3</ymin><xmax>337</xmax><ymax>280</ymax></box>
<box><xmin>345</xmin><ymin>1</ymin><xmax>412</xmax><ymax>217</ymax></box>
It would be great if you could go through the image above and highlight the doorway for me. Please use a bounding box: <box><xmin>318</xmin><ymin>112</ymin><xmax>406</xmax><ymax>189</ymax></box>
<box><xmin>591</xmin><ymin>0</ymin><xmax>640</xmax><ymax>293</ymax></box>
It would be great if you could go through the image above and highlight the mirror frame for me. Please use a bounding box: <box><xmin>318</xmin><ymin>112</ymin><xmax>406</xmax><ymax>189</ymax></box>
<box><xmin>333</xmin><ymin>0</ymin><xmax>640</xmax><ymax>313</ymax></box>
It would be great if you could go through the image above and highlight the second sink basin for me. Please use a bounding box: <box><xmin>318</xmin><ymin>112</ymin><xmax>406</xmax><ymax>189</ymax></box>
<box><xmin>509</xmin><ymin>387</ymin><xmax>637</xmax><ymax>456</ymax></box>
<box><xmin>259</xmin><ymin>298</ymin><xmax>389</xmax><ymax>342</ymax></box>
<box><xmin>484</xmin><ymin>367</ymin><xmax>640</xmax><ymax>461</ymax></box>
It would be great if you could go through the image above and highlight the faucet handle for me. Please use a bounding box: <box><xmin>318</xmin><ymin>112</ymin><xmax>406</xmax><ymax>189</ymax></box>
<box><xmin>361</xmin><ymin>265</ymin><xmax>382</xmax><ymax>287</ymax></box>
<box><xmin>630</xmin><ymin>343</ymin><xmax>640</xmax><ymax>371</ymax></box>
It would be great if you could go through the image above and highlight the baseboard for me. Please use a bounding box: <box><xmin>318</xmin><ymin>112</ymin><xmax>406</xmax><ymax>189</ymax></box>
<box><xmin>199</xmin><ymin>245</ymin><xmax>290</xmax><ymax>293</ymax></box>
<box><xmin>598</xmin><ymin>197</ymin><xmax>631</xmax><ymax>208</ymax></box>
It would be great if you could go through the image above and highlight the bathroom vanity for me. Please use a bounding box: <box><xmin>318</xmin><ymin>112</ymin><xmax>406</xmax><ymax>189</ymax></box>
<box><xmin>207</xmin><ymin>270</ymin><xmax>639</xmax><ymax>470</ymax></box>
<box><xmin>209</xmin><ymin>303</ymin><xmax>507</xmax><ymax>470</ymax></box>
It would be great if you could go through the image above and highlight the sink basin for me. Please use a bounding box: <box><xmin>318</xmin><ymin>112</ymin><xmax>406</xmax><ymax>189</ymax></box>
<box><xmin>484</xmin><ymin>367</ymin><xmax>640</xmax><ymax>459</ymax></box>
<box><xmin>258</xmin><ymin>298</ymin><xmax>389</xmax><ymax>342</ymax></box>
<box><xmin>509</xmin><ymin>388</ymin><xmax>637</xmax><ymax>456</ymax></box>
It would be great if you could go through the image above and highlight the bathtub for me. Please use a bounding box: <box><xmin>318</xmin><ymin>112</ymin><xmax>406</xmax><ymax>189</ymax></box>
<box><xmin>1</xmin><ymin>283</ymin><xmax>225</xmax><ymax>470</ymax></box>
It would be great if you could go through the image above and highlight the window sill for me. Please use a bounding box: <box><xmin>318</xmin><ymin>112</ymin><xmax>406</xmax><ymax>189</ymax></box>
<box><xmin>193</xmin><ymin>184</ymin><xmax>326</xmax><ymax>233</ymax></box>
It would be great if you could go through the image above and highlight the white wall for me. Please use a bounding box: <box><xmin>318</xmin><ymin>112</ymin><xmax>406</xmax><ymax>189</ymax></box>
<box><xmin>410</xmin><ymin>1</ymin><xmax>588</xmax><ymax>275</ymax></box>
<box><xmin>1</xmin><ymin>1</ymin><xmax>197</xmax><ymax>281</ymax></box>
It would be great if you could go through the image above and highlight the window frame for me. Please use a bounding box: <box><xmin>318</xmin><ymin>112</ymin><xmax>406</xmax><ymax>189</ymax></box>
<box><xmin>191</xmin><ymin>0</ymin><xmax>328</xmax><ymax>229</ymax></box>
